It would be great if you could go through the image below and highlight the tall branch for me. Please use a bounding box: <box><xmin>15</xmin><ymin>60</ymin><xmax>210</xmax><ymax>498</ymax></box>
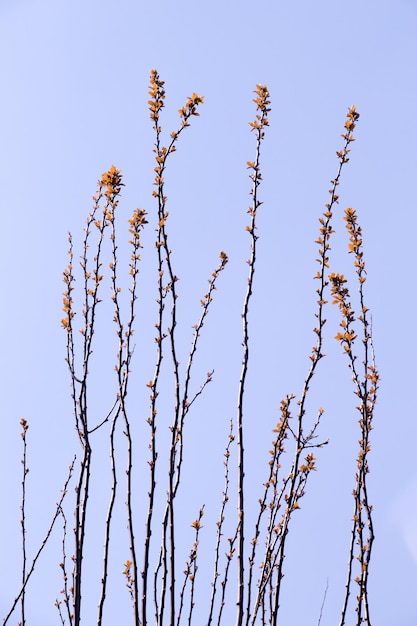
<box><xmin>330</xmin><ymin>204</ymin><xmax>378</xmax><ymax>626</ymax></box>
<box><xmin>236</xmin><ymin>84</ymin><xmax>271</xmax><ymax>626</ymax></box>
<box><xmin>146</xmin><ymin>70</ymin><xmax>205</xmax><ymax>626</ymax></box>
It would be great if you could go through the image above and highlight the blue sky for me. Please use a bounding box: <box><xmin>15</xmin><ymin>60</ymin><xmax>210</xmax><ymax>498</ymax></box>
<box><xmin>1</xmin><ymin>1</ymin><xmax>416</xmax><ymax>624</ymax></box>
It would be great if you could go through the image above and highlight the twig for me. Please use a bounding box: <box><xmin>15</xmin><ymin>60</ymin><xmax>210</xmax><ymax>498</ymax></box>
<box><xmin>55</xmin><ymin>505</ymin><xmax>73</xmax><ymax>625</ymax></box>
<box><xmin>330</xmin><ymin>203</ymin><xmax>378</xmax><ymax>626</ymax></box>
<box><xmin>207</xmin><ymin>421</ymin><xmax>235</xmax><ymax>626</ymax></box>
<box><xmin>3</xmin><ymin>458</ymin><xmax>75</xmax><ymax>625</ymax></box>
<box><xmin>269</xmin><ymin>106</ymin><xmax>360</xmax><ymax>624</ymax></box>
<box><xmin>146</xmin><ymin>70</ymin><xmax>206</xmax><ymax>626</ymax></box>
<box><xmin>317</xmin><ymin>578</ymin><xmax>329</xmax><ymax>626</ymax></box>
<box><xmin>236</xmin><ymin>83</ymin><xmax>271</xmax><ymax>626</ymax></box>
<box><xmin>19</xmin><ymin>418</ymin><xmax>29</xmax><ymax>626</ymax></box>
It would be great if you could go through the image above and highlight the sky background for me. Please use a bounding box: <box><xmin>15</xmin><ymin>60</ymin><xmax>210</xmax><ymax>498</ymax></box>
<box><xmin>1</xmin><ymin>0</ymin><xmax>416</xmax><ymax>624</ymax></box>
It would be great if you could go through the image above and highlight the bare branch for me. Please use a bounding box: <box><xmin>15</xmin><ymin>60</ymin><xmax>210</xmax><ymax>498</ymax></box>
<box><xmin>4</xmin><ymin>458</ymin><xmax>75</xmax><ymax>625</ymax></box>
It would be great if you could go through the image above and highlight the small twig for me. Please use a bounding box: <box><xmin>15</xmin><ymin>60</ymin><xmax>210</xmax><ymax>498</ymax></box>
<box><xmin>176</xmin><ymin>507</ymin><xmax>204</xmax><ymax>626</ymax></box>
<box><xmin>4</xmin><ymin>458</ymin><xmax>75</xmax><ymax>625</ymax></box>
<box><xmin>187</xmin><ymin>508</ymin><xmax>204</xmax><ymax>626</ymax></box>
<box><xmin>19</xmin><ymin>418</ymin><xmax>29</xmax><ymax>626</ymax></box>
<box><xmin>55</xmin><ymin>505</ymin><xmax>73</xmax><ymax>625</ymax></box>
<box><xmin>174</xmin><ymin>252</ymin><xmax>229</xmax><ymax>499</ymax></box>
<box><xmin>87</xmin><ymin>398</ymin><xmax>119</xmax><ymax>435</ymax></box>
<box><xmin>317</xmin><ymin>578</ymin><xmax>329</xmax><ymax>626</ymax></box>
<box><xmin>207</xmin><ymin>421</ymin><xmax>234</xmax><ymax>626</ymax></box>
<box><xmin>217</xmin><ymin>532</ymin><xmax>237</xmax><ymax>626</ymax></box>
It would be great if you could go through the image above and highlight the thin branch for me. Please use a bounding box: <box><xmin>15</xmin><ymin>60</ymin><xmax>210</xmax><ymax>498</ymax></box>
<box><xmin>268</xmin><ymin>106</ymin><xmax>361</xmax><ymax>624</ymax></box>
<box><xmin>330</xmin><ymin>202</ymin><xmax>378</xmax><ymax>626</ymax></box>
<box><xmin>3</xmin><ymin>458</ymin><xmax>75</xmax><ymax>625</ymax></box>
<box><xmin>55</xmin><ymin>505</ymin><xmax>73</xmax><ymax>625</ymax></box>
<box><xmin>19</xmin><ymin>418</ymin><xmax>29</xmax><ymax>626</ymax></box>
<box><xmin>317</xmin><ymin>578</ymin><xmax>329</xmax><ymax>626</ymax></box>
<box><xmin>236</xmin><ymin>83</ymin><xmax>271</xmax><ymax>626</ymax></box>
<box><xmin>117</xmin><ymin>207</ymin><xmax>147</xmax><ymax>625</ymax></box>
<box><xmin>146</xmin><ymin>70</ymin><xmax>205</xmax><ymax>626</ymax></box>
<box><xmin>97</xmin><ymin>410</ymin><xmax>119</xmax><ymax>626</ymax></box>
<box><xmin>207</xmin><ymin>421</ymin><xmax>235</xmax><ymax>626</ymax></box>
<box><xmin>64</xmin><ymin>165</ymin><xmax>124</xmax><ymax>625</ymax></box>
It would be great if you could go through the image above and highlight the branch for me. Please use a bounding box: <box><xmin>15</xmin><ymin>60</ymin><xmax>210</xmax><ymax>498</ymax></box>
<box><xmin>3</xmin><ymin>458</ymin><xmax>75</xmax><ymax>625</ymax></box>
<box><xmin>236</xmin><ymin>83</ymin><xmax>271</xmax><ymax>626</ymax></box>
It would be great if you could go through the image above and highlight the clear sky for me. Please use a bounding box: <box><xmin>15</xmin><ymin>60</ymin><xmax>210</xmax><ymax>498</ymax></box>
<box><xmin>1</xmin><ymin>1</ymin><xmax>416</xmax><ymax>624</ymax></box>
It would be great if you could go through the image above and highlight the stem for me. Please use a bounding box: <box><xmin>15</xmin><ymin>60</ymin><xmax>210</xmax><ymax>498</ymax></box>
<box><xmin>236</xmin><ymin>84</ymin><xmax>270</xmax><ymax>626</ymax></box>
<box><xmin>19</xmin><ymin>419</ymin><xmax>29</xmax><ymax>626</ymax></box>
<box><xmin>4</xmin><ymin>459</ymin><xmax>75</xmax><ymax>625</ymax></box>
